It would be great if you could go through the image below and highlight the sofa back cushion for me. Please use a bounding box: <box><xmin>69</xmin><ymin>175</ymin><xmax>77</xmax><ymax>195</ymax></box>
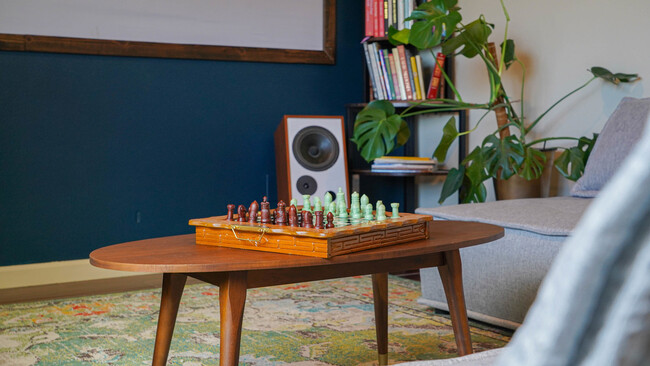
<box><xmin>571</xmin><ymin>97</ymin><xmax>650</xmax><ymax>197</ymax></box>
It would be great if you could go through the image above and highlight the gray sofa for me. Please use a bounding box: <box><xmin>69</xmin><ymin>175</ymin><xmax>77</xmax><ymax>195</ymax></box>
<box><xmin>415</xmin><ymin>96</ymin><xmax>650</xmax><ymax>329</ymax></box>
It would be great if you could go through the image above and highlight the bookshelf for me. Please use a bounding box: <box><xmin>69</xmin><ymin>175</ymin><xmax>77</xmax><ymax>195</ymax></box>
<box><xmin>345</xmin><ymin>2</ymin><xmax>467</xmax><ymax>211</ymax></box>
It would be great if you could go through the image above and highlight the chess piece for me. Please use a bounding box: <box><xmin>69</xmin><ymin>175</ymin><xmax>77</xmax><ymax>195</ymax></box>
<box><xmin>237</xmin><ymin>205</ymin><xmax>247</xmax><ymax>222</ymax></box>
<box><xmin>290</xmin><ymin>198</ymin><xmax>298</xmax><ymax>208</ymax></box>
<box><xmin>360</xmin><ymin>194</ymin><xmax>370</xmax><ymax>209</ymax></box>
<box><xmin>391</xmin><ymin>202</ymin><xmax>400</xmax><ymax>218</ymax></box>
<box><xmin>226</xmin><ymin>204</ymin><xmax>235</xmax><ymax>221</ymax></box>
<box><xmin>314</xmin><ymin>210</ymin><xmax>324</xmax><ymax>229</ymax></box>
<box><xmin>326</xmin><ymin>212</ymin><xmax>335</xmax><ymax>229</ymax></box>
<box><xmin>364</xmin><ymin>203</ymin><xmax>374</xmax><ymax>221</ymax></box>
<box><xmin>338</xmin><ymin>200</ymin><xmax>348</xmax><ymax>220</ymax></box>
<box><xmin>248</xmin><ymin>200</ymin><xmax>259</xmax><ymax>223</ymax></box>
<box><xmin>376</xmin><ymin>203</ymin><xmax>387</xmax><ymax>221</ymax></box>
<box><xmin>313</xmin><ymin>196</ymin><xmax>322</xmax><ymax>212</ymax></box>
<box><xmin>335</xmin><ymin>187</ymin><xmax>346</xmax><ymax>207</ymax></box>
<box><xmin>275</xmin><ymin>200</ymin><xmax>287</xmax><ymax>225</ymax></box>
<box><xmin>302</xmin><ymin>194</ymin><xmax>312</xmax><ymax>213</ymax></box>
<box><xmin>323</xmin><ymin>192</ymin><xmax>333</xmax><ymax>215</ymax></box>
<box><xmin>303</xmin><ymin>211</ymin><xmax>314</xmax><ymax>228</ymax></box>
<box><xmin>260</xmin><ymin>197</ymin><xmax>271</xmax><ymax>224</ymax></box>
<box><xmin>288</xmin><ymin>205</ymin><xmax>298</xmax><ymax>227</ymax></box>
<box><xmin>328</xmin><ymin>201</ymin><xmax>337</xmax><ymax>217</ymax></box>
<box><xmin>350</xmin><ymin>191</ymin><xmax>361</xmax><ymax>219</ymax></box>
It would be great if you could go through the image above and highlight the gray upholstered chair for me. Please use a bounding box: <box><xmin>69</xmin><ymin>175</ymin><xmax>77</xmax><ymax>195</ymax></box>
<box><xmin>415</xmin><ymin>97</ymin><xmax>650</xmax><ymax>329</ymax></box>
<box><xmin>400</xmin><ymin>101</ymin><xmax>650</xmax><ymax>365</ymax></box>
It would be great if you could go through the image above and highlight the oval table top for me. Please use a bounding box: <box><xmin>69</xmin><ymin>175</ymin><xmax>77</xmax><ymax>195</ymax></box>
<box><xmin>90</xmin><ymin>220</ymin><xmax>503</xmax><ymax>274</ymax></box>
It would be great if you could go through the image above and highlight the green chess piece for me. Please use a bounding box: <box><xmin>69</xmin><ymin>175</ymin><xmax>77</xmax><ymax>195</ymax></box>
<box><xmin>360</xmin><ymin>194</ymin><xmax>369</xmax><ymax>208</ymax></box>
<box><xmin>323</xmin><ymin>192</ymin><xmax>333</xmax><ymax>213</ymax></box>
<box><xmin>313</xmin><ymin>196</ymin><xmax>322</xmax><ymax>212</ymax></box>
<box><xmin>391</xmin><ymin>202</ymin><xmax>400</xmax><ymax>218</ymax></box>
<box><xmin>290</xmin><ymin>198</ymin><xmax>298</xmax><ymax>208</ymax></box>
<box><xmin>364</xmin><ymin>203</ymin><xmax>374</xmax><ymax>220</ymax></box>
<box><xmin>338</xmin><ymin>200</ymin><xmax>348</xmax><ymax>220</ymax></box>
<box><xmin>302</xmin><ymin>194</ymin><xmax>311</xmax><ymax>212</ymax></box>
<box><xmin>328</xmin><ymin>201</ymin><xmax>337</xmax><ymax>217</ymax></box>
<box><xmin>336</xmin><ymin>187</ymin><xmax>346</xmax><ymax>208</ymax></box>
<box><xmin>376</xmin><ymin>203</ymin><xmax>387</xmax><ymax>221</ymax></box>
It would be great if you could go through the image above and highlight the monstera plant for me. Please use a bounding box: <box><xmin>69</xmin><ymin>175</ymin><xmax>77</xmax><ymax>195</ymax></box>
<box><xmin>351</xmin><ymin>0</ymin><xmax>639</xmax><ymax>203</ymax></box>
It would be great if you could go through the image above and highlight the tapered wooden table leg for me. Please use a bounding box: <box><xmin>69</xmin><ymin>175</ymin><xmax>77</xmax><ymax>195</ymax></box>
<box><xmin>372</xmin><ymin>272</ymin><xmax>389</xmax><ymax>366</ymax></box>
<box><xmin>153</xmin><ymin>273</ymin><xmax>188</xmax><ymax>366</ymax></box>
<box><xmin>438</xmin><ymin>249</ymin><xmax>473</xmax><ymax>356</ymax></box>
<box><xmin>219</xmin><ymin>271</ymin><xmax>248</xmax><ymax>366</ymax></box>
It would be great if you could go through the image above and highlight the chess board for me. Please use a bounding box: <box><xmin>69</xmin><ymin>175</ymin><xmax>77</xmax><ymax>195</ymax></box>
<box><xmin>189</xmin><ymin>212</ymin><xmax>432</xmax><ymax>258</ymax></box>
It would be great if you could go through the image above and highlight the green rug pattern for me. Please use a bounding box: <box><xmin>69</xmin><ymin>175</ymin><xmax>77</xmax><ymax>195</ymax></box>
<box><xmin>0</xmin><ymin>275</ymin><xmax>510</xmax><ymax>365</ymax></box>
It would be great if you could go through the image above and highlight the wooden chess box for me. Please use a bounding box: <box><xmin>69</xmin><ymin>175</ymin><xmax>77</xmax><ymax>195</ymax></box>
<box><xmin>189</xmin><ymin>212</ymin><xmax>432</xmax><ymax>258</ymax></box>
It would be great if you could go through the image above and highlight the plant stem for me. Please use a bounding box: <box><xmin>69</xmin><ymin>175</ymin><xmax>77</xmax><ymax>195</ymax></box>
<box><xmin>526</xmin><ymin>136</ymin><xmax>581</xmax><ymax>147</ymax></box>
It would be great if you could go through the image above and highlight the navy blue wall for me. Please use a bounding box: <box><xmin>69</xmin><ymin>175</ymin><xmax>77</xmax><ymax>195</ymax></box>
<box><xmin>0</xmin><ymin>2</ymin><xmax>365</xmax><ymax>265</ymax></box>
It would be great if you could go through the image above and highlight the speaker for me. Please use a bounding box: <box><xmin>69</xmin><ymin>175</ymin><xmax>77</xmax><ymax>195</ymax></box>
<box><xmin>275</xmin><ymin>115</ymin><xmax>349</xmax><ymax>205</ymax></box>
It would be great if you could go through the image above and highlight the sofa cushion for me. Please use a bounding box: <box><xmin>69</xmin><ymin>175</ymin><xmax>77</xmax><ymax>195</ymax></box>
<box><xmin>571</xmin><ymin>97</ymin><xmax>650</xmax><ymax>198</ymax></box>
<box><xmin>415</xmin><ymin>196</ymin><xmax>592</xmax><ymax>236</ymax></box>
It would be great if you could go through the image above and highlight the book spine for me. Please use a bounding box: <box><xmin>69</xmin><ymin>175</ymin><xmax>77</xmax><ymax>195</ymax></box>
<box><xmin>365</xmin><ymin>0</ymin><xmax>374</xmax><ymax>37</ymax></box>
<box><xmin>391</xmin><ymin>0</ymin><xmax>398</xmax><ymax>29</ymax></box>
<box><xmin>383</xmin><ymin>0</ymin><xmax>388</xmax><ymax>36</ymax></box>
<box><xmin>378</xmin><ymin>49</ymin><xmax>394</xmax><ymax>100</ymax></box>
<box><xmin>397</xmin><ymin>45</ymin><xmax>413</xmax><ymax>100</ymax></box>
<box><xmin>375</xmin><ymin>0</ymin><xmax>383</xmax><ymax>37</ymax></box>
<box><xmin>392</xmin><ymin>49</ymin><xmax>406</xmax><ymax>100</ymax></box>
<box><xmin>368</xmin><ymin>43</ymin><xmax>385</xmax><ymax>100</ymax></box>
<box><xmin>415</xmin><ymin>55</ymin><xmax>426</xmax><ymax>101</ymax></box>
<box><xmin>410</xmin><ymin>56</ymin><xmax>421</xmax><ymax>100</ymax></box>
<box><xmin>427</xmin><ymin>52</ymin><xmax>446</xmax><ymax>99</ymax></box>
<box><xmin>388</xmin><ymin>51</ymin><xmax>401</xmax><ymax>100</ymax></box>
<box><xmin>397</xmin><ymin>0</ymin><xmax>404</xmax><ymax>30</ymax></box>
<box><xmin>363</xmin><ymin>42</ymin><xmax>379</xmax><ymax>100</ymax></box>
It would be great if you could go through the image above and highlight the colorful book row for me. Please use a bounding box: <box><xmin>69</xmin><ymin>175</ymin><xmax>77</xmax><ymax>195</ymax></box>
<box><xmin>365</xmin><ymin>0</ymin><xmax>418</xmax><ymax>38</ymax></box>
<box><xmin>363</xmin><ymin>42</ymin><xmax>445</xmax><ymax>101</ymax></box>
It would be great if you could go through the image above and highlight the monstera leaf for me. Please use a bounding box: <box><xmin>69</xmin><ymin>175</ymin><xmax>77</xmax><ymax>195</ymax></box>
<box><xmin>590</xmin><ymin>67</ymin><xmax>639</xmax><ymax>85</ymax></box>
<box><xmin>433</xmin><ymin>116</ymin><xmax>458</xmax><ymax>162</ymax></box>
<box><xmin>442</xmin><ymin>18</ymin><xmax>493</xmax><ymax>58</ymax></box>
<box><xmin>555</xmin><ymin>134</ymin><xmax>598</xmax><ymax>181</ymax></box>
<box><xmin>389</xmin><ymin>0</ymin><xmax>461</xmax><ymax>50</ymax></box>
<box><xmin>482</xmin><ymin>134</ymin><xmax>525</xmax><ymax>179</ymax></box>
<box><xmin>351</xmin><ymin>100</ymin><xmax>410</xmax><ymax>162</ymax></box>
<box><xmin>519</xmin><ymin>147</ymin><xmax>547</xmax><ymax>180</ymax></box>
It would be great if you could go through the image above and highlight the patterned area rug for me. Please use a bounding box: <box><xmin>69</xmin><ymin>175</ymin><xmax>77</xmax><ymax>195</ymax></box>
<box><xmin>0</xmin><ymin>275</ymin><xmax>510</xmax><ymax>365</ymax></box>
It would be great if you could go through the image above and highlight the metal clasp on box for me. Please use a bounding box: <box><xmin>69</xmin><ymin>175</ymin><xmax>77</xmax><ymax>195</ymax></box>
<box><xmin>230</xmin><ymin>225</ymin><xmax>269</xmax><ymax>246</ymax></box>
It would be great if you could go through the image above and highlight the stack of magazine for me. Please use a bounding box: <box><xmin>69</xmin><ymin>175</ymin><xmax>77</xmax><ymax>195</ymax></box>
<box><xmin>371</xmin><ymin>156</ymin><xmax>438</xmax><ymax>173</ymax></box>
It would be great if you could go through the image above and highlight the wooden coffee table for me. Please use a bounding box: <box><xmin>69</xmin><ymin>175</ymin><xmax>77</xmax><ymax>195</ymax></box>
<box><xmin>90</xmin><ymin>220</ymin><xmax>503</xmax><ymax>366</ymax></box>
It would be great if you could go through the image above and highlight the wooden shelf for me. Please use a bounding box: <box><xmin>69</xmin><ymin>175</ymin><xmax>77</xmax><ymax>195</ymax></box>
<box><xmin>351</xmin><ymin>169</ymin><xmax>449</xmax><ymax>177</ymax></box>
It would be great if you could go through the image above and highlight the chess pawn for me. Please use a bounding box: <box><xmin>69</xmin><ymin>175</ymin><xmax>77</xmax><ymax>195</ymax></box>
<box><xmin>226</xmin><ymin>204</ymin><xmax>235</xmax><ymax>221</ymax></box>
<box><xmin>275</xmin><ymin>200</ymin><xmax>287</xmax><ymax>225</ymax></box>
<box><xmin>302</xmin><ymin>194</ymin><xmax>312</xmax><ymax>213</ymax></box>
<box><xmin>237</xmin><ymin>205</ymin><xmax>247</xmax><ymax>222</ymax></box>
<box><xmin>391</xmin><ymin>202</ymin><xmax>400</xmax><ymax>218</ymax></box>
<box><xmin>260</xmin><ymin>197</ymin><xmax>271</xmax><ymax>224</ymax></box>
<box><xmin>288</xmin><ymin>205</ymin><xmax>298</xmax><ymax>227</ymax></box>
<box><xmin>303</xmin><ymin>211</ymin><xmax>314</xmax><ymax>228</ymax></box>
<box><xmin>351</xmin><ymin>191</ymin><xmax>360</xmax><ymax>207</ymax></box>
<box><xmin>314</xmin><ymin>211</ymin><xmax>324</xmax><ymax>229</ymax></box>
<box><xmin>326</xmin><ymin>212</ymin><xmax>335</xmax><ymax>229</ymax></box>
<box><xmin>360</xmin><ymin>194</ymin><xmax>370</xmax><ymax>209</ymax></box>
<box><xmin>376</xmin><ymin>203</ymin><xmax>387</xmax><ymax>221</ymax></box>
<box><xmin>248</xmin><ymin>200</ymin><xmax>259</xmax><ymax>223</ymax></box>
<box><xmin>364</xmin><ymin>203</ymin><xmax>374</xmax><ymax>221</ymax></box>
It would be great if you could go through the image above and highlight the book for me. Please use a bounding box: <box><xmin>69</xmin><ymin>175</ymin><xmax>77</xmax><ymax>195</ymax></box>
<box><xmin>410</xmin><ymin>56</ymin><xmax>422</xmax><ymax>100</ymax></box>
<box><xmin>365</xmin><ymin>0</ymin><xmax>374</xmax><ymax>37</ymax></box>
<box><xmin>368</xmin><ymin>43</ymin><xmax>385</xmax><ymax>99</ymax></box>
<box><xmin>374</xmin><ymin>156</ymin><xmax>438</xmax><ymax>165</ymax></box>
<box><xmin>392</xmin><ymin>49</ymin><xmax>406</xmax><ymax>100</ymax></box>
<box><xmin>427</xmin><ymin>52</ymin><xmax>446</xmax><ymax>99</ymax></box>
<box><xmin>397</xmin><ymin>45</ymin><xmax>413</xmax><ymax>100</ymax></box>
<box><xmin>388</xmin><ymin>51</ymin><xmax>401</xmax><ymax>100</ymax></box>
<box><xmin>379</xmin><ymin>49</ymin><xmax>394</xmax><ymax>99</ymax></box>
<box><xmin>362</xmin><ymin>42</ymin><xmax>380</xmax><ymax>100</ymax></box>
<box><xmin>415</xmin><ymin>55</ymin><xmax>426</xmax><ymax>100</ymax></box>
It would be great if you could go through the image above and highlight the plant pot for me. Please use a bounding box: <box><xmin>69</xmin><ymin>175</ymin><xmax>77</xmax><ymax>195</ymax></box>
<box><xmin>494</xmin><ymin>148</ymin><xmax>557</xmax><ymax>200</ymax></box>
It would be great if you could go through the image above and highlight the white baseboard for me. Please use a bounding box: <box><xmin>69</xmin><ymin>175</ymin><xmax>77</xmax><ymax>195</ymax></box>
<box><xmin>0</xmin><ymin>259</ymin><xmax>147</xmax><ymax>289</ymax></box>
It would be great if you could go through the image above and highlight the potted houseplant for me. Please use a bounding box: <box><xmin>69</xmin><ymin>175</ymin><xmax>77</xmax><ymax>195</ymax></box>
<box><xmin>351</xmin><ymin>0</ymin><xmax>639</xmax><ymax>203</ymax></box>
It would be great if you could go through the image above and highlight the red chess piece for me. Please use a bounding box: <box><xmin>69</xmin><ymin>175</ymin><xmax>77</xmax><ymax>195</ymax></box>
<box><xmin>248</xmin><ymin>201</ymin><xmax>259</xmax><ymax>223</ymax></box>
<box><xmin>275</xmin><ymin>201</ymin><xmax>287</xmax><ymax>226</ymax></box>
<box><xmin>226</xmin><ymin>204</ymin><xmax>235</xmax><ymax>221</ymax></box>
<box><xmin>304</xmin><ymin>211</ymin><xmax>314</xmax><ymax>228</ymax></box>
<box><xmin>326</xmin><ymin>212</ymin><xmax>335</xmax><ymax>229</ymax></box>
<box><xmin>314</xmin><ymin>210</ymin><xmax>324</xmax><ymax>229</ymax></box>
<box><xmin>260</xmin><ymin>199</ymin><xmax>271</xmax><ymax>224</ymax></box>
<box><xmin>288</xmin><ymin>205</ymin><xmax>298</xmax><ymax>227</ymax></box>
<box><xmin>237</xmin><ymin>205</ymin><xmax>247</xmax><ymax>222</ymax></box>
